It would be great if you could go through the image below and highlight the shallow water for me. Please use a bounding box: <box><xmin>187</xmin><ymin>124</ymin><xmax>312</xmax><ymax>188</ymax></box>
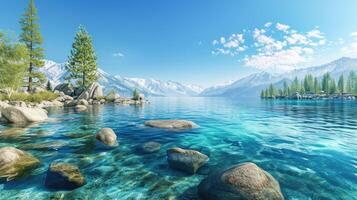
<box><xmin>0</xmin><ymin>97</ymin><xmax>356</xmax><ymax>200</ymax></box>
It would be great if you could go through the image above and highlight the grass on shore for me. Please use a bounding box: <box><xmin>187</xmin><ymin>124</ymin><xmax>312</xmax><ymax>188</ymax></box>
<box><xmin>0</xmin><ymin>91</ymin><xmax>59</xmax><ymax>103</ymax></box>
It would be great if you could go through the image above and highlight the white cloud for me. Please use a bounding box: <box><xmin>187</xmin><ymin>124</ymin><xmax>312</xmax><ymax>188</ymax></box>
<box><xmin>276</xmin><ymin>23</ymin><xmax>290</xmax><ymax>33</ymax></box>
<box><xmin>113</xmin><ymin>52</ymin><xmax>124</xmax><ymax>57</ymax></box>
<box><xmin>341</xmin><ymin>42</ymin><xmax>357</xmax><ymax>54</ymax></box>
<box><xmin>212</xmin><ymin>22</ymin><xmax>329</xmax><ymax>71</ymax></box>
<box><xmin>350</xmin><ymin>32</ymin><xmax>357</xmax><ymax>37</ymax></box>
<box><xmin>264</xmin><ymin>22</ymin><xmax>272</xmax><ymax>27</ymax></box>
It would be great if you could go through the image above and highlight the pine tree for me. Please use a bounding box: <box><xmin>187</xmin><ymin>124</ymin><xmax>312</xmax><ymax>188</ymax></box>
<box><xmin>283</xmin><ymin>80</ymin><xmax>289</xmax><ymax>96</ymax></box>
<box><xmin>330</xmin><ymin>79</ymin><xmax>337</xmax><ymax>94</ymax></box>
<box><xmin>20</xmin><ymin>0</ymin><xmax>45</xmax><ymax>92</ymax></box>
<box><xmin>322</xmin><ymin>72</ymin><xmax>331</xmax><ymax>94</ymax></box>
<box><xmin>337</xmin><ymin>74</ymin><xmax>344</xmax><ymax>93</ymax></box>
<box><xmin>291</xmin><ymin>77</ymin><xmax>300</xmax><ymax>94</ymax></box>
<box><xmin>300</xmin><ymin>80</ymin><xmax>305</xmax><ymax>94</ymax></box>
<box><xmin>313</xmin><ymin>77</ymin><xmax>320</xmax><ymax>94</ymax></box>
<box><xmin>0</xmin><ymin>33</ymin><xmax>28</xmax><ymax>97</ymax></box>
<box><xmin>66</xmin><ymin>26</ymin><xmax>98</xmax><ymax>88</ymax></box>
<box><xmin>46</xmin><ymin>80</ymin><xmax>52</xmax><ymax>91</ymax></box>
<box><xmin>304</xmin><ymin>74</ymin><xmax>314</xmax><ymax>93</ymax></box>
<box><xmin>133</xmin><ymin>88</ymin><xmax>140</xmax><ymax>100</ymax></box>
<box><xmin>346</xmin><ymin>71</ymin><xmax>356</xmax><ymax>93</ymax></box>
<box><xmin>268</xmin><ymin>83</ymin><xmax>275</xmax><ymax>97</ymax></box>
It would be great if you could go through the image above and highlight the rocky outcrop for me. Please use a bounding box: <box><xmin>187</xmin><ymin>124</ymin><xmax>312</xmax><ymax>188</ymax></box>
<box><xmin>105</xmin><ymin>92</ymin><xmax>120</xmax><ymax>102</ymax></box>
<box><xmin>198</xmin><ymin>162</ymin><xmax>284</xmax><ymax>200</ymax></box>
<box><xmin>0</xmin><ymin>147</ymin><xmax>40</xmax><ymax>181</ymax></box>
<box><xmin>37</xmin><ymin>100</ymin><xmax>64</xmax><ymax>108</ymax></box>
<box><xmin>95</xmin><ymin>128</ymin><xmax>118</xmax><ymax>147</ymax></box>
<box><xmin>139</xmin><ymin>141</ymin><xmax>161</xmax><ymax>154</ymax></box>
<box><xmin>167</xmin><ymin>147</ymin><xmax>208</xmax><ymax>174</ymax></box>
<box><xmin>77</xmin><ymin>99</ymin><xmax>89</xmax><ymax>106</ymax></box>
<box><xmin>145</xmin><ymin>120</ymin><xmax>198</xmax><ymax>129</ymax></box>
<box><xmin>1</xmin><ymin>106</ymin><xmax>48</xmax><ymax>123</ymax></box>
<box><xmin>54</xmin><ymin>83</ymin><xmax>74</xmax><ymax>96</ymax></box>
<box><xmin>78</xmin><ymin>82</ymin><xmax>103</xmax><ymax>100</ymax></box>
<box><xmin>45</xmin><ymin>162</ymin><xmax>86</xmax><ymax>190</ymax></box>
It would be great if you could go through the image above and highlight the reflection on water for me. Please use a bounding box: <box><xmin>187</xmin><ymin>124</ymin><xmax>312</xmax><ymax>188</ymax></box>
<box><xmin>0</xmin><ymin>98</ymin><xmax>356</xmax><ymax>199</ymax></box>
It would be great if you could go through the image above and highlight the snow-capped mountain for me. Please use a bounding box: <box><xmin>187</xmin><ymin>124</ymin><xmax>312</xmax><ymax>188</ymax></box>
<box><xmin>40</xmin><ymin>60</ymin><xmax>204</xmax><ymax>97</ymax></box>
<box><xmin>200</xmin><ymin>57</ymin><xmax>357</xmax><ymax>98</ymax></box>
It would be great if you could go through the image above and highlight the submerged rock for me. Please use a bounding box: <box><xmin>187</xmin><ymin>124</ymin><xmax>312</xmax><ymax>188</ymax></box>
<box><xmin>1</xmin><ymin>106</ymin><xmax>48</xmax><ymax>123</ymax></box>
<box><xmin>198</xmin><ymin>162</ymin><xmax>284</xmax><ymax>200</ymax></box>
<box><xmin>95</xmin><ymin>128</ymin><xmax>118</xmax><ymax>147</ymax></box>
<box><xmin>145</xmin><ymin>120</ymin><xmax>197</xmax><ymax>129</ymax></box>
<box><xmin>0</xmin><ymin>147</ymin><xmax>40</xmax><ymax>181</ymax></box>
<box><xmin>139</xmin><ymin>141</ymin><xmax>161</xmax><ymax>154</ymax></box>
<box><xmin>45</xmin><ymin>162</ymin><xmax>86</xmax><ymax>190</ymax></box>
<box><xmin>75</xmin><ymin>105</ymin><xmax>87</xmax><ymax>111</ymax></box>
<box><xmin>167</xmin><ymin>147</ymin><xmax>208</xmax><ymax>174</ymax></box>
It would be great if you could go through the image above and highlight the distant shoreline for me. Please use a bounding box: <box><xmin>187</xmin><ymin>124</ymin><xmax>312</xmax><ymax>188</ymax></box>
<box><xmin>261</xmin><ymin>93</ymin><xmax>356</xmax><ymax>100</ymax></box>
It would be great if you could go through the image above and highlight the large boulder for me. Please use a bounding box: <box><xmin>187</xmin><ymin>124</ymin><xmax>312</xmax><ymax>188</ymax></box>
<box><xmin>78</xmin><ymin>82</ymin><xmax>103</xmax><ymax>100</ymax></box>
<box><xmin>105</xmin><ymin>92</ymin><xmax>120</xmax><ymax>102</ymax></box>
<box><xmin>1</xmin><ymin>106</ymin><xmax>48</xmax><ymax>123</ymax></box>
<box><xmin>45</xmin><ymin>162</ymin><xmax>86</xmax><ymax>190</ymax></box>
<box><xmin>145</xmin><ymin>120</ymin><xmax>198</xmax><ymax>129</ymax></box>
<box><xmin>0</xmin><ymin>147</ymin><xmax>40</xmax><ymax>181</ymax></box>
<box><xmin>95</xmin><ymin>128</ymin><xmax>118</xmax><ymax>147</ymax></box>
<box><xmin>54</xmin><ymin>83</ymin><xmax>74</xmax><ymax>96</ymax></box>
<box><xmin>198</xmin><ymin>162</ymin><xmax>284</xmax><ymax>200</ymax></box>
<box><xmin>167</xmin><ymin>147</ymin><xmax>208</xmax><ymax>174</ymax></box>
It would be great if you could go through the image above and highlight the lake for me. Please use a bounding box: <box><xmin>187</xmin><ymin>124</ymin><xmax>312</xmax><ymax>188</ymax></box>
<box><xmin>0</xmin><ymin>97</ymin><xmax>356</xmax><ymax>199</ymax></box>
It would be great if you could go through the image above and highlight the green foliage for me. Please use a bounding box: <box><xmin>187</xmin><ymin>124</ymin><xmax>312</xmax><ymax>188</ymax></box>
<box><xmin>66</xmin><ymin>26</ymin><xmax>98</xmax><ymax>88</ymax></box>
<box><xmin>20</xmin><ymin>0</ymin><xmax>45</xmax><ymax>92</ymax></box>
<box><xmin>132</xmin><ymin>88</ymin><xmax>140</xmax><ymax>100</ymax></box>
<box><xmin>0</xmin><ymin>33</ymin><xmax>28</xmax><ymax>96</ymax></box>
<box><xmin>337</xmin><ymin>75</ymin><xmax>344</xmax><ymax>93</ymax></box>
<box><xmin>303</xmin><ymin>74</ymin><xmax>314</xmax><ymax>93</ymax></box>
<box><xmin>46</xmin><ymin>81</ymin><xmax>52</xmax><ymax>91</ymax></box>
<box><xmin>0</xmin><ymin>91</ymin><xmax>59</xmax><ymax>103</ymax></box>
<box><xmin>261</xmin><ymin>71</ymin><xmax>357</xmax><ymax>97</ymax></box>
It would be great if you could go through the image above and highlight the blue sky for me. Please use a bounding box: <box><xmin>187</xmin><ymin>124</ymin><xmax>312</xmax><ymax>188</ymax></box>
<box><xmin>1</xmin><ymin>0</ymin><xmax>357</xmax><ymax>87</ymax></box>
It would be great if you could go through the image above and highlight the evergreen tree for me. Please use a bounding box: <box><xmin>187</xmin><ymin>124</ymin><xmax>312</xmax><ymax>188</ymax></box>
<box><xmin>304</xmin><ymin>74</ymin><xmax>314</xmax><ymax>93</ymax></box>
<box><xmin>0</xmin><ymin>33</ymin><xmax>28</xmax><ymax>97</ymax></box>
<box><xmin>291</xmin><ymin>77</ymin><xmax>300</xmax><ymax>94</ymax></box>
<box><xmin>268</xmin><ymin>83</ymin><xmax>275</xmax><ymax>97</ymax></box>
<box><xmin>322</xmin><ymin>72</ymin><xmax>331</xmax><ymax>94</ymax></box>
<box><xmin>313</xmin><ymin>77</ymin><xmax>321</xmax><ymax>94</ymax></box>
<box><xmin>264</xmin><ymin>88</ymin><xmax>269</xmax><ymax>98</ymax></box>
<box><xmin>346</xmin><ymin>71</ymin><xmax>356</xmax><ymax>93</ymax></box>
<box><xmin>20</xmin><ymin>0</ymin><xmax>45</xmax><ymax>92</ymax></box>
<box><xmin>132</xmin><ymin>88</ymin><xmax>140</xmax><ymax>100</ymax></box>
<box><xmin>66</xmin><ymin>26</ymin><xmax>98</xmax><ymax>88</ymax></box>
<box><xmin>337</xmin><ymin>74</ymin><xmax>344</xmax><ymax>93</ymax></box>
<box><xmin>330</xmin><ymin>79</ymin><xmax>337</xmax><ymax>94</ymax></box>
<box><xmin>300</xmin><ymin>80</ymin><xmax>305</xmax><ymax>94</ymax></box>
<box><xmin>260</xmin><ymin>90</ymin><xmax>264</xmax><ymax>98</ymax></box>
<box><xmin>46</xmin><ymin>80</ymin><xmax>52</xmax><ymax>91</ymax></box>
<box><xmin>283</xmin><ymin>80</ymin><xmax>289</xmax><ymax>96</ymax></box>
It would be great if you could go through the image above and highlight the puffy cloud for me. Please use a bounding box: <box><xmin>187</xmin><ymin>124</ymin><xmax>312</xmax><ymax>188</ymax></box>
<box><xmin>350</xmin><ymin>32</ymin><xmax>357</xmax><ymax>37</ymax></box>
<box><xmin>212</xmin><ymin>22</ymin><xmax>328</xmax><ymax>71</ymax></box>
<box><xmin>113</xmin><ymin>52</ymin><xmax>124</xmax><ymax>57</ymax></box>
<box><xmin>276</xmin><ymin>23</ymin><xmax>290</xmax><ymax>33</ymax></box>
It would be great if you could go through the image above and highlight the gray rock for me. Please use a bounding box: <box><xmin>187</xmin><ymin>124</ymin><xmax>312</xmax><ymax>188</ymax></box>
<box><xmin>0</xmin><ymin>147</ymin><xmax>40</xmax><ymax>181</ymax></box>
<box><xmin>75</xmin><ymin>105</ymin><xmax>87</xmax><ymax>111</ymax></box>
<box><xmin>32</xmin><ymin>87</ymin><xmax>45</xmax><ymax>93</ymax></box>
<box><xmin>145</xmin><ymin>120</ymin><xmax>198</xmax><ymax>129</ymax></box>
<box><xmin>77</xmin><ymin>99</ymin><xmax>89</xmax><ymax>106</ymax></box>
<box><xmin>198</xmin><ymin>162</ymin><xmax>284</xmax><ymax>200</ymax></box>
<box><xmin>105</xmin><ymin>92</ymin><xmax>120</xmax><ymax>102</ymax></box>
<box><xmin>78</xmin><ymin>82</ymin><xmax>103</xmax><ymax>100</ymax></box>
<box><xmin>54</xmin><ymin>83</ymin><xmax>74</xmax><ymax>96</ymax></box>
<box><xmin>140</xmin><ymin>141</ymin><xmax>161</xmax><ymax>154</ymax></box>
<box><xmin>167</xmin><ymin>147</ymin><xmax>208</xmax><ymax>174</ymax></box>
<box><xmin>1</xmin><ymin>106</ymin><xmax>48</xmax><ymax>123</ymax></box>
<box><xmin>45</xmin><ymin>162</ymin><xmax>86</xmax><ymax>190</ymax></box>
<box><xmin>95</xmin><ymin>128</ymin><xmax>118</xmax><ymax>147</ymax></box>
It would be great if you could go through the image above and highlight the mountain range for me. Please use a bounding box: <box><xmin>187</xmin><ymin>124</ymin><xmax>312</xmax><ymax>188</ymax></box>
<box><xmin>41</xmin><ymin>57</ymin><xmax>357</xmax><ymax>98</ymax></box>
<box><xmin>40</xmin><ymin>60</ymin><xmax>204</xmax><ymax>97</ymax></box>
<box><xmin>200</xmin><ymin>57</ymin><xmax>357</xmax><ymax>98</ymax></box>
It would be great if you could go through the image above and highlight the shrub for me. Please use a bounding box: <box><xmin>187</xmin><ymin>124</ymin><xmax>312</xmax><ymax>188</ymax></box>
<box><xmin>0</xmin><ymin>91</ymin><xmax>59</xmax><ymax>103</ymax></box>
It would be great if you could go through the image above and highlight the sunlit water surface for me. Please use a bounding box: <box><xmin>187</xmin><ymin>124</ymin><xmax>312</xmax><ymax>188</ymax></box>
<box><xmin>0</xmin><ymin>97</ymin><xmax>356</xmax><ymax>200</ymax></box>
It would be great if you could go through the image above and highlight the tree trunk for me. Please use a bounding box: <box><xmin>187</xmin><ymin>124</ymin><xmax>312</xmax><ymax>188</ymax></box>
<box><xmin>82</xmin><ymin>72</ymin><xmax>86</xmax><ymax>89</ymax></box>
<box><xmin>28</xmin><ymin>62</ymin><xmax>33</xmax><ymax>92</ymax></box>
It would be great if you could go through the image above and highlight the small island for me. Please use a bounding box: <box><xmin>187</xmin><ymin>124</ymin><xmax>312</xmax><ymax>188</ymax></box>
<box><xmin>261</xmin><ymin>72</ymin><xmax>357</xmax><ymax>100</ymax></box>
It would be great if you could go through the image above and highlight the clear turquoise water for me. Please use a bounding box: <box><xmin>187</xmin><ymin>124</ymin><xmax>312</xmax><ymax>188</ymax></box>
<box><xmin>0</xmin><ymin>97</ymin><xmax>356</xmax><ymax>200</ymax></box>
